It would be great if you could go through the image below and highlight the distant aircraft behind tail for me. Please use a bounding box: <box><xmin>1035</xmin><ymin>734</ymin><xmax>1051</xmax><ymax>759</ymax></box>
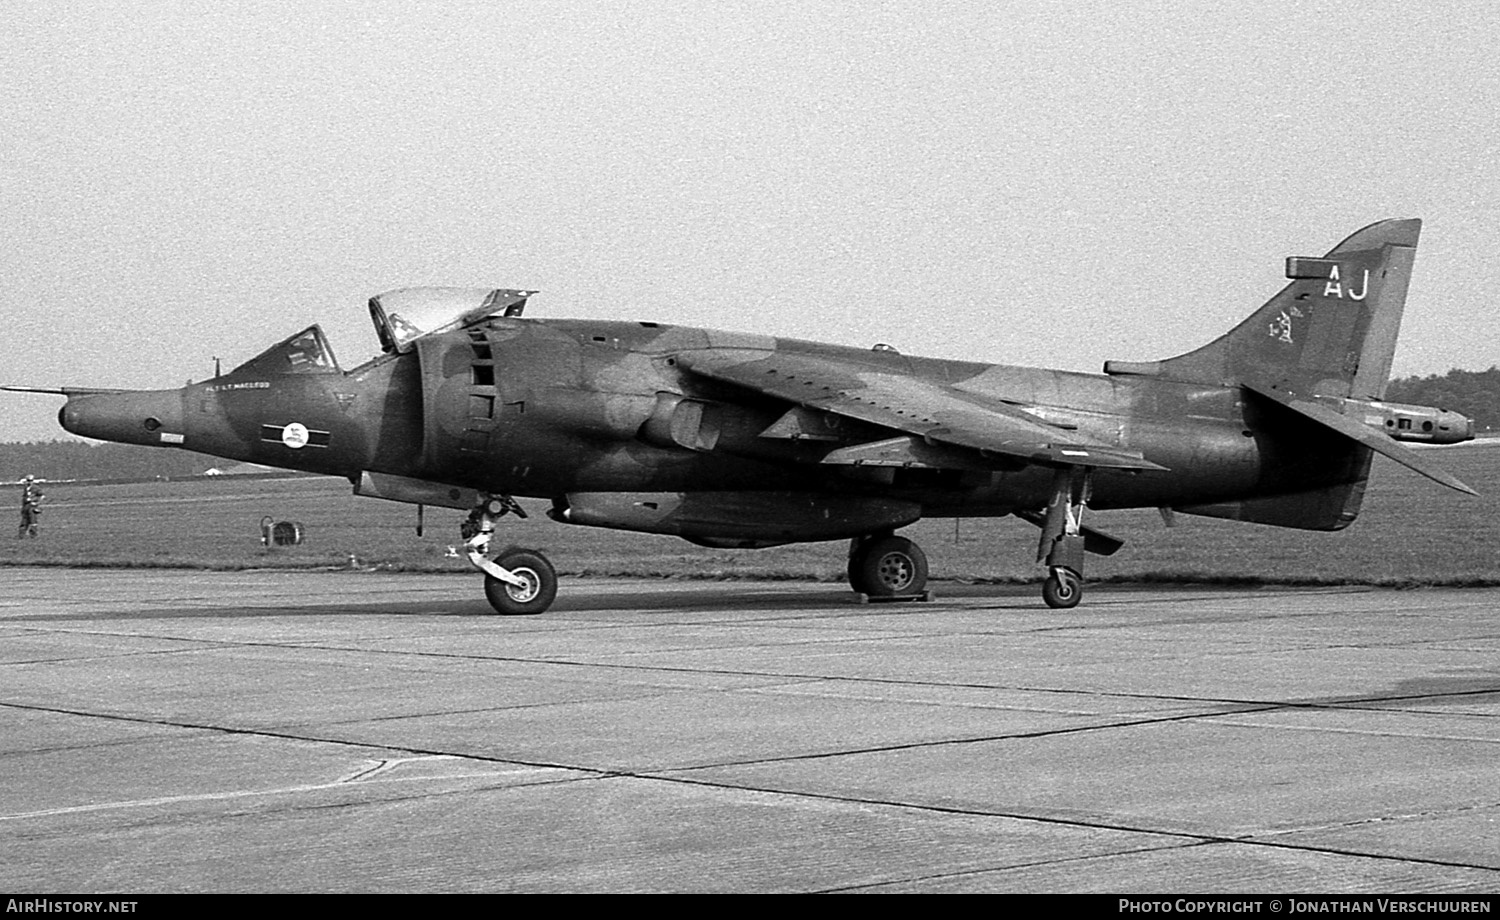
<box><xmin>4</xmin><ymin>218</ymin><xmax>1476</xmax><ymax>613</ymax></box>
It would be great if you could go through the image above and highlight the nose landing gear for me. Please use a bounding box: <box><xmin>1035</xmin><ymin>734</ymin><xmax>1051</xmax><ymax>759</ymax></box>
<box><xmin>481</xmin><ymin>547</ymin><xmax>557</xmax><ymax>616</ymax></box>
<box><xmin>463</xmin><ymin>495</ymin><xmax>557</xmax><ymax>615</ymax></box>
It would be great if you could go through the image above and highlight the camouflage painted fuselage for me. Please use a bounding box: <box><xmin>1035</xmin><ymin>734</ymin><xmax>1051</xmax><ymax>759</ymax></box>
<box><xmin>64</xmin><ymin>315</ymin><xmax>1367</xmax><ymax>536</ymax></box>
<box><xmin>35</xmin><ymin>218</ymin><xmax>1473</xmax><ymax>585</ymax></box>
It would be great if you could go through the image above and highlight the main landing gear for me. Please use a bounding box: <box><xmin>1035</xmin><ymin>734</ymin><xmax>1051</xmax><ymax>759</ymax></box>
<box><xmin>462</xmin><ymin>495</ymin><xmax>558</xmax><ymax>615</ymax></box>
<box><xmin>1036</xmin><ymin>467</ymin><xmax>1091</xmax><ymax>609</ymax></box>
<box><xmin>848</xmin><ymin>469</ymin><xmax>1097</xmax><ymax>609</ymax></box>
<box><xmin>847</xmin><ymin>533</ymin><xmax>930</xmax><ymax>601</ymax></box>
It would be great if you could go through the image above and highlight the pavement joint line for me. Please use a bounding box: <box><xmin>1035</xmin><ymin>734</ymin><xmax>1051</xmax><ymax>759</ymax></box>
<box><xmin>6</xmin><ymin>681</ymin><xmax>1492</xmax><ymax>788</ymax></box>
<box><xmin>5</xmin><ymin>693</ymin><xmax>1356</xmax><ymax>834</ymax></box>
<box><xmin>15</xmin><ymin>610</ymin><xmax>1500</xmax><ymax>649</ymax></box>
<box><xmin>817</xmin><ymin>838</ymin><xmax>1221</xmax><ymax>893</ymax></box>
<box><xmin>4</xmin><ymin>689</ymin><xmax>1500</xmax><ymax>875</ymax></box>
<box><xmin>1293</xmin><ymin>687</ymin><xmax>1500</xmax><ymax>709</ymax></box>
<box><xmin>0</xmin><ymin>758</ymin><xmax>581</xmax><ymax>823</ymax></box>
<box><xmin>6</xmin><ymin>572</ymin><xmax>1500</xmax><ymax>888</ymax></box>
<box><xmin>0</xmin><ymin>699</ymin><xmax>619</xmax><ymax>780</ymax></box>
<box><xmin>10</xmin><ymin>607</ymin><xmax>1497</xmax><ymax>724</ymax></box>
<box><xmin>5</xmin><ymin>612</ymin><xmax>950</xmax><ymax>638</ymax></box>
<box><xmin>1200</xmin><ymin>714</ymin><xmax>1500</xmax><ymax>743</ymax></box>
<box><xmin>655</xmin><ymin>706</ymin><xmax>1288</xmax><ymax>772</ymax></box>
<box><xmin>1311</xmin><ymin>705</ymin><xmax>1500</xmax><ymax>721</ymax></box>
<box><xmin>4</xmin><ymin>587</ymin><xmax>1469</xmax><ymax>633</ymax></box>
<box><xmin>1289</xmin><ymin>639</ymin><xmax>1500</xmax><ymax>652</ymax></box>
<box><xmin>2</xmin><ymin>594</ymin><xmax>984</xmax><ymax>630</ymax></box>
<box><xmin>0</xmin><ymin>633</ymin><xmax>1281</xmax><ymax>700</ymax></box>
<box><xmin>0</xmin><ymin>645</ymin><xmax>244</xmax><ymax>667</ymax></box>
<box><xmin>1248</xmin><ymin>799</ymin><xmax>1500</xmax><ymax>841</ymax></box>
<box><xmin>624</xmin><ymin>771</ymin><xmax>1500</xmax><ymax>876</ymax></box>
<box><xmin>0</xmin><ymin>694</ymin><xmax>1260</xmax><ymax>766</ymax></box>
<box><xmin>317</xmin><ymin>697</ymin><xmax>667</xmax><ymax>725</ymax></box>
<box><xmin>8</xmin><ymin>630</ymin><xmax>1496</xmax><ymax>716</ymax></box>
<box><xmin>0</xmin><ymin>771</ymin><xmax>555</xmax><ymax>821</ymax></box>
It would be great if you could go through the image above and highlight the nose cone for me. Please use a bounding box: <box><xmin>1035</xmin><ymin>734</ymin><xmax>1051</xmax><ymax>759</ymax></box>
<box><xmin>60</xmin><ymin>389</ymin><xmax>186</xmax><ymax>446</ymax></box>
<box><xmin>1443</xmin><ymin>409</ymin><xmax>1477</xmax><ymax>443</ymax></box>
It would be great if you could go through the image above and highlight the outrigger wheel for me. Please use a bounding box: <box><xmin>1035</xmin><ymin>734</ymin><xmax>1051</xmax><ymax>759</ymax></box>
<box><xmin>1042</xmin><ymin>566</ymin><xmax>1083</xmax><ymax>610</ymax></box>
<box><xmin>848</xmin><ymin>534</ymin><xmax>929</xmax><ymax>598</ymax></box>
<box><xmin>1037</xmin><ymin>467</ymin><xmax>1092</xmax><ymax>610</ymax></box>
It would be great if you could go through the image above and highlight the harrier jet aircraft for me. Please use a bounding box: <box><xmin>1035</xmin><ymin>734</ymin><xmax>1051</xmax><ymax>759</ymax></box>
<box><xmin>7</xmin><ymin>218</ymin><xmax>1475</xmax><ymax>614</ymax></box>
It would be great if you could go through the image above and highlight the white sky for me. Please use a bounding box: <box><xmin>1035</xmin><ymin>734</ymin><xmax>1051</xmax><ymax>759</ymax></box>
<box><xmin>3</xmin><ymin>0</ymin><xmax>1497</xmax><ymax>441</ymax></box>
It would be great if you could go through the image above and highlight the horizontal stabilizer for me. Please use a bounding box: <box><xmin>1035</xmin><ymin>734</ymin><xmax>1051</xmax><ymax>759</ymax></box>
<box><xmin>1242</xmin><ymin>382</ymin><xmax>1478</xmax><ymax>496</ymax></box>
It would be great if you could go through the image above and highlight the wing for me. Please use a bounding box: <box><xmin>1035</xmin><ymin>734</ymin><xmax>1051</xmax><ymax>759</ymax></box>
<box><xmin>676</xmin><ymin>349</ymin><xmax>1167</xmax><ymax>472</ymax></box>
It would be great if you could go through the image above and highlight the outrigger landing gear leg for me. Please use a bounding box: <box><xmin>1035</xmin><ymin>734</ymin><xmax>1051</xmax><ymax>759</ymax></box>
<box><xmin>1037</xmin><ymin>467</ymin><xmax>1091</xmax><ymax>610</ymax></box>
<box><xmin>462</xmin><ymin>495</ymin><xmax>558</xmax><ymax>616</ymax></box>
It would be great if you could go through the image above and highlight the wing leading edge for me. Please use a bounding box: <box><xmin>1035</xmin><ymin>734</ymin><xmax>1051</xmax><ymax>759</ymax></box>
<box><xmin>676</xmin><ymin>349</ymin><xmax>1167</xmax><ymax>472</ymax></box>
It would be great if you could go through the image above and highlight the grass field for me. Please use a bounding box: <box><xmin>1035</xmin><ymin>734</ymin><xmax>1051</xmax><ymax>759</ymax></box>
<box><xmin>3</xmin><ymin>447</ymin><xmax>1498</xmax><ymax>586</ymax></box>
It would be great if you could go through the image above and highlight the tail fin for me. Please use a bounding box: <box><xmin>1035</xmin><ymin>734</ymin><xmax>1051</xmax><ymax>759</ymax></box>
<box><xmin>1124</xmin><ymin>218</ymin><xmax>1473</xmax><ymax>530</ymax></box>
<box><xmin>1105</xmin><ymin>218</ymin><xmax>1420</xmax><ymax>400</ymax></box>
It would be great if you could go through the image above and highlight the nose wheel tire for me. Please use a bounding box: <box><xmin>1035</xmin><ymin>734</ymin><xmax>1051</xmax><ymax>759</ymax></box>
<box><xmin>849</xmin><ymin>535</ymin><xmax>928</xmax><ymax>598</ymax></box>
<box><xmin>483</xmin><ymin>548</ymin><xmax>558</xmax><ymax>615</ymax></box>
<box><xmin>1042</xmin><ymin>568</ymin><xmax>1082</xmax><ymax>609</ymax></box>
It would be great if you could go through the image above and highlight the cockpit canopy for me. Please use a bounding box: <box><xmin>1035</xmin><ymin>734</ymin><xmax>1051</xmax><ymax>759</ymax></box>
<box><xmin>228</xmin><ymin>324</ymin><xmax>342</xmax><ymax>377</ymax></box>
<box><xmin>368</xmin><ymin>287</ymin><xmax>534</xmax><ymax>354</ymax></box>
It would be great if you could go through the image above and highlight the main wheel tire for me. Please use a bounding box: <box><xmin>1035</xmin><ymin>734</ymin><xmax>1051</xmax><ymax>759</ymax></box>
<box><xmin>1042</xmin><ymin>568</ymin><xmax>1082</xmax><ymax>609</ymax></box>
<box><xmin>483</xmin><ymin>548</ymin><xmax>558</xmax><ymax>615</ymax></box>
<box><xmin>850</xmin><ymin>535</ymin><xmax>928</xmax><ymax>597</ymax></box>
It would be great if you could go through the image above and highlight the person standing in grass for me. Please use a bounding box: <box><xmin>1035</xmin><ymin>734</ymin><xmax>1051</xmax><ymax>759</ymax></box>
<box><xmin>17</xmin><ymin>475</ymin><xmax>43</xmax><ymax>539</ymax></box>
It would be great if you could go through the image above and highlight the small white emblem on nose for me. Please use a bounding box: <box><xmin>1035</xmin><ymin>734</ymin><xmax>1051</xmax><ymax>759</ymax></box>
<box><xmin>282</xmin><ymin>422</ymin><xmax>310</xmax><ymax>449</ymax></box>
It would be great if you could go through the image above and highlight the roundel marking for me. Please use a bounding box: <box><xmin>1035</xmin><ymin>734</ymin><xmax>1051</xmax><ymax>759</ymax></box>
<box><xmin>282</xmin><ymin>422</ymin><xmax>310</xmax><ymax>449</ymax></box>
